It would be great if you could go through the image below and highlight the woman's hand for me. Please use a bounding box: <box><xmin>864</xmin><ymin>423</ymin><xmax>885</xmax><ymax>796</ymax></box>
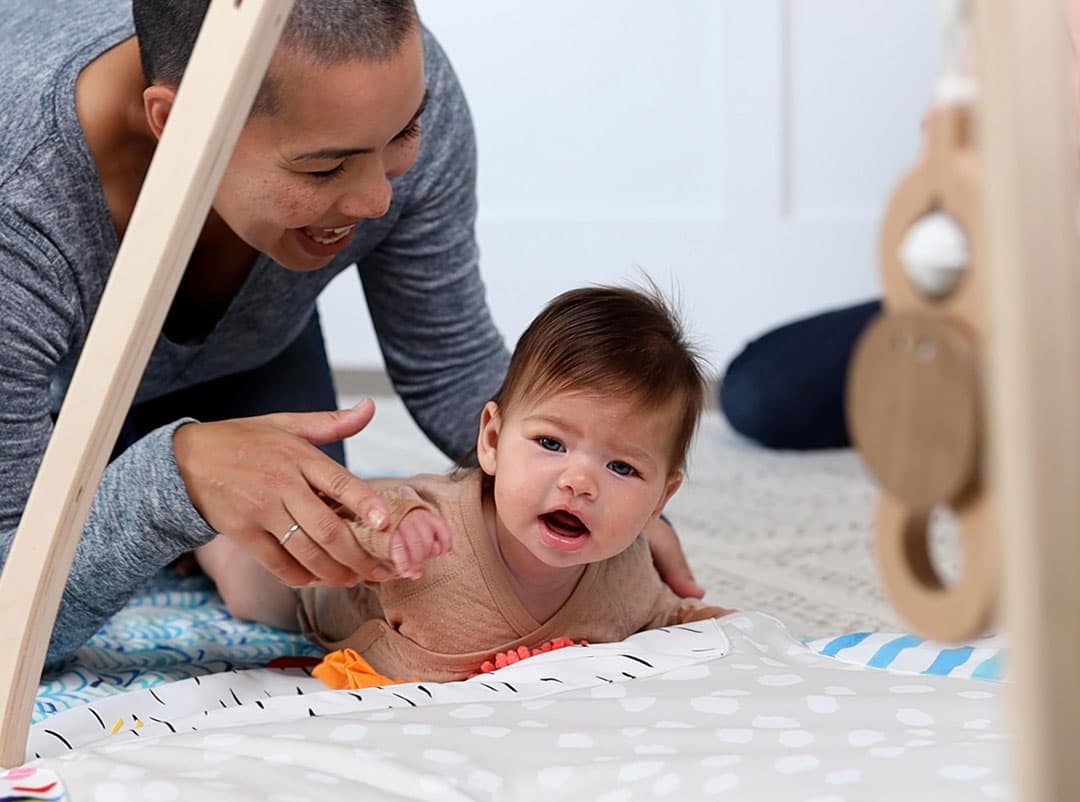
<box><xmin>645</xmin><ymin>515</ymin><xmax>705</xmax><ymax>599</ymax></box>
<box><xmin>173</xmin><ymin>399</ymin><xmax>393</xmax><ymax>588</ymax></box>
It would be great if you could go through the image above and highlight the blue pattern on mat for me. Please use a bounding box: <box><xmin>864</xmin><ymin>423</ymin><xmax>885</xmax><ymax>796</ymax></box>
<box><xmin>867</xmin><ymin>634</ymin><xmax>922</xmax><ymax>668</ymax></box>
<box><xmin>972</xmin><ymin>652</ymin><xmax>1004</xmax><ymax>681</ymax></box>
<box><xmin>818</xmin><ymin>632</ymin><xmax>871</xmax><ymax>657</ymax></box>
<box><xmin>34</xmin><ymin>572</ymin><xmax>322</xmax><ymax>724</ymax></box>
<box><xmin>806</xmin><ymin>631</ymin><xmax>1005</xmax><ymax>681</ymax></box>
<box><xmin>925</xmin><ymin>646</ymin><xmax>975</xmax><ymax>676</ymax></box>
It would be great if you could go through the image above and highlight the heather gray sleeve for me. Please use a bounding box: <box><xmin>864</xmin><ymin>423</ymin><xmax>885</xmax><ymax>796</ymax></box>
<box><xmin>43</xmin><ymin>421</ymin><xmax>217</xmax><ymax>665</ymax></box>
<box><xmin>0</xmin><ymin>223</ymin><xmax>216</xmax><ymax>666</ymax></box>
<box><xmin>358</xmin><ymin>39</ymin><xmax>510</xmax><ymax>462</ymax></box>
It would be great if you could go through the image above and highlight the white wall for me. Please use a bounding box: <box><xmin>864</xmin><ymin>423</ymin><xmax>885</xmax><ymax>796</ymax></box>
<box><xmin>318</xmin><ymin>0</ymin><xmax>942</xmax><ymax>376</ymax></box>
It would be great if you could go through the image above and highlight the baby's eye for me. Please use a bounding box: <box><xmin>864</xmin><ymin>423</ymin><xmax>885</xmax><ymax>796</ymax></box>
<box><xmin>608</xmin><ymin>461</ymin><xmax>638</xmax><ymax>477</ymax></box>
<box><xmin>538</xmin><ymin>437</ymin><xmax>564</xmax><ymax>452</ymax></box>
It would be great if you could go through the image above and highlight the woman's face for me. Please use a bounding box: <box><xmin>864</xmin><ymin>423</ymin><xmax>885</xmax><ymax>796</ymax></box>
<box><xmin>214</xmin><ymin>26</ymin><xmax>426</xmax><ymax>271</ymax></box>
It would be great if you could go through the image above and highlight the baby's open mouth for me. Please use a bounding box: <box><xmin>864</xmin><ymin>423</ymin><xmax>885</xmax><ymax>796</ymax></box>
<box><xmin>541</xmin><ymin>510</ymin><xmax>590</xmax><ymax>538</ymax></box>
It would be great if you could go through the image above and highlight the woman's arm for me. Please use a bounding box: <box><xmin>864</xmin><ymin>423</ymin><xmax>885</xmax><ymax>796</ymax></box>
<box><xmin>0</xmin><ymin>223</ymin><xmax>219</xmax><ymax>665</ymax></box>
<box><xmin>357</xmin><ymin>30</ymin><xmax>510</xmax><ymax>463</ymax></box>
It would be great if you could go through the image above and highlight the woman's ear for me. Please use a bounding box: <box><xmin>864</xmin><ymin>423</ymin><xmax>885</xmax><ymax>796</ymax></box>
<box><xmin>476</xmin><ymin>401</ymin><xmax>502</xmax><ymax>477</ymax></box>
<box><xmin>142</xmin><ymin>84</ymin><xmax>177</xmax><ymax>141</ymax></box>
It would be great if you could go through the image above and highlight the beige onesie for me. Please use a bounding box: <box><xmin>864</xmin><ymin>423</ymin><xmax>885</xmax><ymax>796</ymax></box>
<box><xmin>298</xmin><ymin>470</ymin><xmax>724</xmax><ymax>681</ymax></box>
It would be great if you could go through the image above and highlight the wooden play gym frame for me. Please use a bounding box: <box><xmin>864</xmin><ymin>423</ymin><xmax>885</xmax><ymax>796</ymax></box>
<box><xmin>0</xmin><ymin>3</ymin><xmax>1076</xmax><ymax>800</ymax></box>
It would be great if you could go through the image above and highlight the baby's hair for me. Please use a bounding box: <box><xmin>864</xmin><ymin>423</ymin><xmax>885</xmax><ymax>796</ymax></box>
<box><xmin>492</xmin><ymin>283</ymin><xmax>708</xmax><ymax>472</ymax></box>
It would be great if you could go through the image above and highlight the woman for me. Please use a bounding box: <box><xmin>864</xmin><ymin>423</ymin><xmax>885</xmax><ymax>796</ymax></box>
<box><xmin>0</xmin><ymin>0</ymin><xmax>699</xmax><ymax>665</ymax></box>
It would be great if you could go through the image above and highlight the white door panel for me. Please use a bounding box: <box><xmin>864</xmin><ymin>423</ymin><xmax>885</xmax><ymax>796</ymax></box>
<box><xmin>319</xmin><ymin>1</ymin><xmax>941</xmax><ymax>372</ymax></box>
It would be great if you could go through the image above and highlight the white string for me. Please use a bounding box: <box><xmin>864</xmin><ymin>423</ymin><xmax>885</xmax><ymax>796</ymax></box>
<box><xmin>936</xmin><ymin>0</ymin><xmax>978</xmax><ymax>105</ymax></box>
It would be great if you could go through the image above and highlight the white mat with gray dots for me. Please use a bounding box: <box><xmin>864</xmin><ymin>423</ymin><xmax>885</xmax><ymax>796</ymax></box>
<box><xmin>22</xmin><ymin>612</ymin><xmax>1008</xmax><ymax>801</ymax></box>
<box><xmin>11</xmin><ymin>400</ymin><xmax>1002</xmax><ymax>800</ymax></box>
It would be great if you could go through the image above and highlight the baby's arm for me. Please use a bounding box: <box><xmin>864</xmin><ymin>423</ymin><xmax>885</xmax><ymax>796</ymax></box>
<box><xmin>198</xmin><ymin>483</ymin><xmax>451</xmax><ymax>628</ymax></box>
<box><xmin>662</xmin><ymin>598</ymin><xmax>737</xmax><ymax>627</ymax></box>
<box><xmin>644</xmin><ymin>585</ymin><xmax>735</xmax><ymax>631</ymax></box>
<box><xmin>340</xmin><ymin>484</ymin><xmax>453</xmax><ymax>580</ymax></box>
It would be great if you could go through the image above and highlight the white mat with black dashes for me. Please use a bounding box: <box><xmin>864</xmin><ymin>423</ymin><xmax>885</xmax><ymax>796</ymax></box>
<box><xmin>21</xmin><ymin>612</ymin><xmax>1009</xmax><ymax>802</ymax></box>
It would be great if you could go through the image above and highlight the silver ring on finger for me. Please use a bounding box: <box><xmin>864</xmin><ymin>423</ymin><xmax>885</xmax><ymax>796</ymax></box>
<box><xmin>279</xmin><ymin>522</ymin><xmax>302</xmax><ymax>546</ymax></box>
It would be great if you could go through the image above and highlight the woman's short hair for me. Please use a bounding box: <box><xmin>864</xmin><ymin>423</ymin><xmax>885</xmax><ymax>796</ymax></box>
<box><xmin>132</xmin><ymin>0</ymin><xmax>418</xmax><ymax>112</ymax></box>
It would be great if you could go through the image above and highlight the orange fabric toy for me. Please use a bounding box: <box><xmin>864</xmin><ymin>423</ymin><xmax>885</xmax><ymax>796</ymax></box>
<box><xmin>313</xmin><ymin>648</ymin><xmax>411</xmax><ymax>690</ymax></box>
<box><xmin>313</xmin><ymin>638</ymin><xmax>587</xmax><ymax>689</ymax></box>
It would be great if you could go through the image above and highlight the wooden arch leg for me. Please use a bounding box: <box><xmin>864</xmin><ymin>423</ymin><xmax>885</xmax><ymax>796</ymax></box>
<box><xmin>975</xmin><ymin>1</ymin><xmax>1080</xmax><ymax>800</ymax></box>
<box><xmin>0</xmin><ymin>0</ymin><xmax>294</xmax><ymax>768</ymax></box>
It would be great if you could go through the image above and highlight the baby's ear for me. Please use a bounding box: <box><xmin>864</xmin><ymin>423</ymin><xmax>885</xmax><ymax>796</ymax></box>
<box><xmin>476</xmin><ymin>401</ymin><xmax>502</xmax><ymax>476</ymax></box>
<box><xmin>653</xmin><ymin>470</ymin><xmax>683</xmax><ymax>518</ymax></box>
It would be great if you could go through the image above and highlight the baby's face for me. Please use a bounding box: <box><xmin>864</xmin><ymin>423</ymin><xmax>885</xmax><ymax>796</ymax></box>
<box><xmin>482</xmin><ymin>390</ymin><xmax>683</xmax><ymax>573</ymax></box>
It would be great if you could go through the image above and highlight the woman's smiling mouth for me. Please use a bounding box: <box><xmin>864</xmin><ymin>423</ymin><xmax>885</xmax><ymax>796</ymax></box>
<box><xmin>294</xmin><ymin>224</ymin><xmax>357</xmax><ymax>258</ymax></box>
<box><xmin>304</xmin><ymin>224</ymin><xmax>355</xmax><ymax>244</ymax></box>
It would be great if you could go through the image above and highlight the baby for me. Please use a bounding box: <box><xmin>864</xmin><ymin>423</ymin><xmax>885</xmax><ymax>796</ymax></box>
<box><xmin>199</xmin><ymin>284</ymin><xmax>730</xmax><ymax>681</ymax></box>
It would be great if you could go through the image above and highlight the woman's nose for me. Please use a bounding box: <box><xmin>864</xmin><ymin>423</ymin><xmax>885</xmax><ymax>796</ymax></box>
<box><xmin>337</xmin><ymin>168</ymin><xmax>392</xmax><ymax>220</ymax></box>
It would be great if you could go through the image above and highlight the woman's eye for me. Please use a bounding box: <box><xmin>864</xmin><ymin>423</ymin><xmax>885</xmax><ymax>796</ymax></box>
<box><xmin>306</xmin><ymin>163</ymin><xmax>346</xmax><ymax>180</ymax></box>
<box><xmin>538</xmin><ymin>437</ymin><xmax>564</xmax><ymax>452</ymax></box>
<box><xmin>394</xmin><ymin>120</ymin><xmax>422</xmax><ymax>144</ymax></box>
<box><xmin>608</xmin><ymin>461</ymin><xmax>638</xmax><ymax>477</ymax></box>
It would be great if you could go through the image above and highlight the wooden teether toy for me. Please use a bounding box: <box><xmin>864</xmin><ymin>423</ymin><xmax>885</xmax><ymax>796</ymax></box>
<box><xmin>847</xmin><ymin>100</ymin><xmax>1000</xmax><ymax>642</ymax></box>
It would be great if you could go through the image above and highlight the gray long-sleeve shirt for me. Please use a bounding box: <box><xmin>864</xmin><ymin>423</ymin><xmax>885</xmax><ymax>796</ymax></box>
<box><xmin>0</xmin><ymin>1</ymin><xmax>509</xmax><ymax>664</ymax></box>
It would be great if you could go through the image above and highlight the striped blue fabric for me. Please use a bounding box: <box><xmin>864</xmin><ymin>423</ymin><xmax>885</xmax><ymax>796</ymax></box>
<box><xmin>925</xmin><ymin>647</ymin><xmax>975</xmax><ymax>676</ymax></box>
<box><xmin>867</xmin><ymin>635</ymin><xmax>922</xmax><ymax>668</ymax></box>
<box><xmin>818</xmin><ymin>632</ymin><xmax>872</xmax><ymax>657</ymax></box>
<box><xmin>972</xmin><ymin>652</ymin><xmax>1004</xmax><ymax>681</ymax></box>
<box><xmin>805</xmin><ymin>632</ymin><xmax>1005</xmax><ymax>681</ymax></box>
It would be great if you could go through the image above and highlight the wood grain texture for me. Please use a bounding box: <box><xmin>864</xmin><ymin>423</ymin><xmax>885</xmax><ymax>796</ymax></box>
<box><xmin>848</xmin><ymin>99</ymin><xmax>1000</xmax><ymax>642</ymax></box>
<box><xmin>0</xmin><ymin>0</ymin><xmax>294</xmax><ymax>768</ymax></box>
<box><xmin>873</xmin><ymin>490</ymin><xmax>999</xmax><ymax>641</ymax></box>
<box><xmin>975</xmin><ymin>1</ymin><xmax>1080</xmax><ymax>800</ymax></box>
<box><xmin>879</xmin><ymin>105</ymin><xmax>987</xmax><ymax>328</ymax></box>
<box><xmin>848</xmin><ymin>312</ymin><xmax>981</xmax><ymax>509</ymax></box>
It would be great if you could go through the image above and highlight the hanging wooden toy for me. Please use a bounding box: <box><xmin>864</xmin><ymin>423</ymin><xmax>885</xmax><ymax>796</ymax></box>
<box><xmin>846</xmin><ymin>0</ymin><xmax>1000</xmax><ymax>642</ymax></box>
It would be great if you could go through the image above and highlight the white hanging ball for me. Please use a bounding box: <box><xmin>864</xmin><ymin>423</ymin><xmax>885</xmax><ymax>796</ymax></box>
<box><xmin>934</xmin><ymin>75</ymin><xmax>978</xmax><ymax>106</ymax></box>
<box><xmin>899</xmin><ymin>210</ymin><xmax>969</xmax><ymax>298</ymax></box>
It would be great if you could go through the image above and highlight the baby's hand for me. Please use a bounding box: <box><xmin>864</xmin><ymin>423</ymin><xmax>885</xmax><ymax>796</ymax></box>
<box><xmin>388</xmin><ymin>508</ymin><xmax>453</xmax><ymax>579</ymax></box>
